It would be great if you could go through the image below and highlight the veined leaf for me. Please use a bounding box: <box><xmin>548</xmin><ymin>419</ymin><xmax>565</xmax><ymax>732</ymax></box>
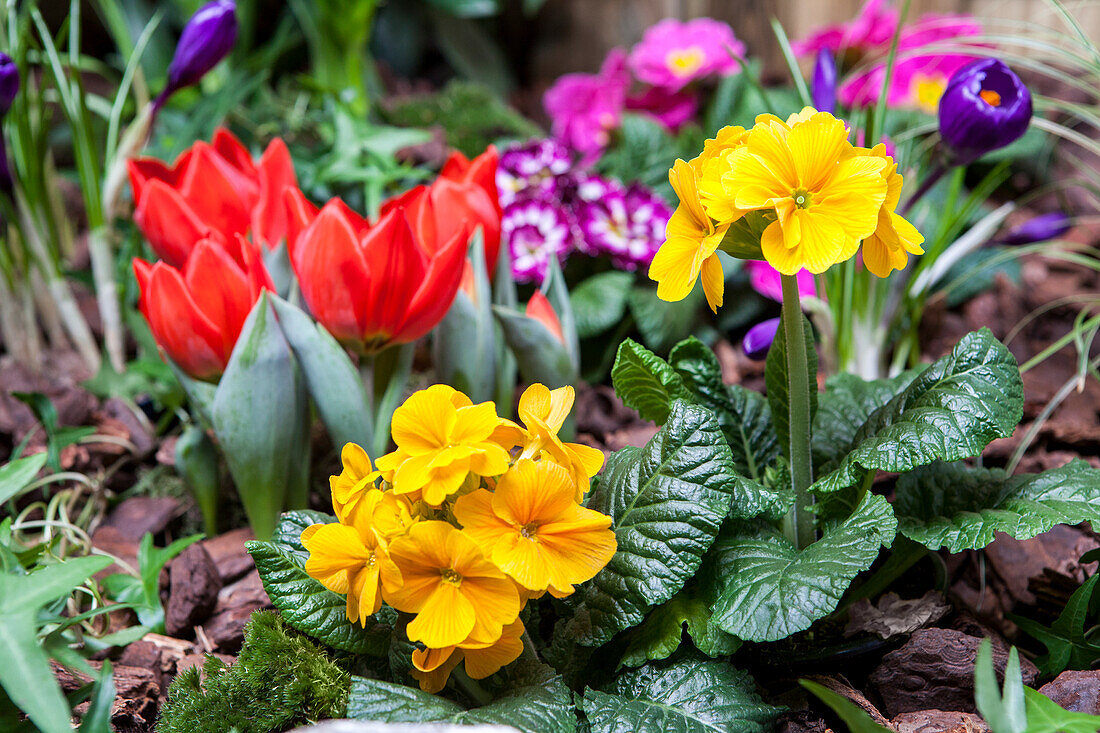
<box><xmin>800</xmin><ymin>680</ymin><xmax>893</xmax><ymax>733</ymax></box>
<box><xmin>571</xmin><ymin>271</ymin><xmax>635</xmax><ymax>338</ymax></box>
<box><xmin>246</xmin><ymin>540</ymin><xmax>390</xmax><ymax>655</ymax></box>
<box><xmin>628</xmin><ymin>284</ymin><xmax>701</xmax><ymax>353</ymax></box>
<box><xmin>346</xmin><ymin>675</ymin><xmax>576</xmax><ymax>732</ymax></box>
<box><xmin>571</xmin><ymin>401</ymin><xmax>736</xmax><ymax>647</ymax></box>
<box><xmin>1023</xmin><ymin>687</ymin><xmax>1100</xmax><ymax>733</ymax></box>
<box><xmin>895</xmin><ymin>460</ymin><xmax>1100</xmax><ymax>552</ymax></box>
<box><xmin>620</xmin><ymin>584</ymin><xmax>740</xmax><ymax>668</ymax></box>
<box><xmin>272</xmin><ymin>510</ymin><xmax>337</xmax><ymax>557</ymax></box>
<box><xmin>1010</xmin><ymin>574</ymin><xmax>1100</xmax><ymax>677</ymax></box>
<box><xmin>709</xmin><ymin>492</ymin><xmax>896</xmax><ymax>642</ymax></box>
<box><xmin>580</xmin><ymin>659</ymin><xmax>781</xmax><ymax>733</ymax></box>
<box><xmin>811</xmin><ymin>329</ymin><xmax>1022</xmax><ymax>495</ymax></box>
<box><xmin>611</xmin><ymin>339</ymin><xmax>687</xmax><ymax>425</ymax></box>
<box><xmin>812</xmin><ymin>371</ymin><xmax>919</xmax><ymax>471</ymax></box>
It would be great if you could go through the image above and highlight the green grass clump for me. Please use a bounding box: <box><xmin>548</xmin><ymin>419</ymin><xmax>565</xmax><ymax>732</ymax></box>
<box><xmin>384</xmin><ymin>80</ymin><xmax>541</xmax><ymax>157</ymax></box>
<box><xmin>158</xmin><ymin>611</ymin><xmax>350</xmax><ymax>733</ymax></box>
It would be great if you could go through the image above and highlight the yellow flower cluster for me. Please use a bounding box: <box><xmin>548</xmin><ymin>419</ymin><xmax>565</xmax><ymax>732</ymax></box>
<box><xmin>301</xmin><ymin>383</ymin><xmax>616</xmax><ymax>693</ymax></box>
<box><xmin>649</xmin><ymin>108</ymin><xmax>924</xmax><ymax>310</ymax></box>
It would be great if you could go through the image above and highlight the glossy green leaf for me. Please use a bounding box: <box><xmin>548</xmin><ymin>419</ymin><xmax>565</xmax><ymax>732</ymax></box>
<box><xmin>570</xmin><ymin>401</ymin><xmax>736</xmax><ymax>646</ymax></box>
<box><xmin>346</xmin><ymin>675</ymin><xmax>576</xmax><ymax>732</ymax></box>
<box><xmin>812</xmin><ymin>371</ymin><xmax>918</xmax><ymax>471</ymax></box>
<box><xmin>611</xmin><ymin>339</ymin><xmax>687</xmax><ymax>425</ymax></box>
<box><xmin>764</xmin><ymin>311</ymin><xmax>818</xmax><ymax>453</ymax></box>
<box><xmin>581</xmin><ymin>659</ymin><xmax>781</xmax><ymax>733</ymax></box>
<box><xmin>710</xmin><ymin>492</ymin><xmax>896</xmax><ymax>642</ymax></box>
<box><xmin>974</xmin><ymin>639</ymin><xmax>1027</xmax><ymax>733</ymax></box>
<box><xmin>1023</xmin><ymin>687</ymin><xmax>1100</xmax><ymax>733</ymax></box>
<box><xmin>571</xmin><ymin>271</ymin><xmax>635</xmax><ymax>338</ymax></box>
<box><xmin>0</xmin><ymin>453</ymin><xmax>46</xmax><ymax>505</ymax></box>
<box><xmin>246</xmin><ymin>540</ymin><xmax>391</xmax><ymax>655</ymax></box>
<box><xmin>211</xmin><ymin>294</ymin><xmax>310</xmax><ymax>540</ymax></box>
<box><xmin>811</xmin><ymin>329</ymin><xmax>1022</xmax><ymax>496</ymax></box>
<box><xmin>895</xmin><ymin>460</ymin><xmax>1100</xmax><ymax>552</ymax></box>
<box><xmin>273</xmin><ymin>510</ymin><xmax>336</xmax><ymax>556</ymax></box>
<box><xmin>1010</xmin><ymin>574</ymin><xmax>1100</xmax><ymax>677</ymax></box>
<box><xmin>628</xmin><ymin>284</ymin><xmax>701</xmax><ymax>353</ymax></box>
<box><xmin>269</xmin><ymin>294</ymin><xmax>373</xmax><ymax>453</ymax></box>
<box><xmin>620</xmin><ymin>585</ymin><xmax>740</xmax><ymax>667</ymax></box>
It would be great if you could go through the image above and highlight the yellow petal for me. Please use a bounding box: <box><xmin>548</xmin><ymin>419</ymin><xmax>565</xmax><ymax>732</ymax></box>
<box><xmin>786</xmin><ymin>112</ymin><xmax>850</xmax><ymax>190</ymax></box>
<box><xmin>461</xmin><ymin>621</ymin><xmax>524</xmax><ymax>679</ymax></box>
<box><xmin>461</xmin><ymin>575</ymin><xmax>521</xmax><ymax>645</ymax></box>
<box><xmin>390</xmin><ymin>385</ymin><xmax>458</xmax><ymax>454</ymax></box>
<box><xmin>700</xmin><ymin>254</ymin><xmax>724</xmax><ymax>313</ymax></box>
<box><xmin>407</xmin><ymin>583</ymin><xmax>476</xmax><ymax>648</ymax></box>
<box><xmin>493</xmin><ymin>460</ymin><xmax>576</xmax><ymax>526</ymax></box>
<box><xmin>451</xmin><ymin>401</ymin><xmax>502</xmax><ymax>444</ymax></box>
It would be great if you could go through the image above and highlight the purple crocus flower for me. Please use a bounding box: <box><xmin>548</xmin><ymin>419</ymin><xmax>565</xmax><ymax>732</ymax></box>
<box><xmin>0</xmin><ymin>53</ymin><xmax>18</xmax><ymax>118</ymax></box>
<box><xmin>812</xmin><ymin>49</ymin><xmax>837</xmax><ymax>114</ymax></box>
<box><xmin>999</xmin><ymin>212</ymin><xmax>1072</xmax><ymax>245</ymax></box>
<box><xmin>503</xmin><ymin>198</ymin><xmax>574</xmax><ymax>284</ymax></box>
<box><xmin>743</xmin><ymin>318</ymin><xmax>780</xmax><ymax>361</ymax></box>
<box><xmin>155</xmin><ymin>0</ymin><xmax>238</xmax><ymax>110</ymax></box>
<box><xmin>938</xmin><ymin>59</ymin><xmax>1032</xmax><ymax>163</ymax></box>
<box><xmin>496</xmin><ymin>139</ymin><xmax>573</xmax><ymax>206</ymax></box>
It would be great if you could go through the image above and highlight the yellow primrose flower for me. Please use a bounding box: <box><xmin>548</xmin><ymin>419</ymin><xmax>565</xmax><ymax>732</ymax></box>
<box><xmin>858</xmin><ymin>144</ymin><xmax>925</xmax><ymax>277</ymax></box>
<box><xmin>494</xmin><ymin>383</ymin><xmax>604</xmax><ymax>499</ymax></box>
<box><xmin>375</xmin><ymin>385</ymin><xmax>512</xmax><ymax>506</ymax></box>
<box><xmin>409</xmin><ymin>620</ymin><xmax>525</xmax><ymax>693</ymax></box>
<box><xmin>648</xmin><ymin>159</ymin><xmax>730</xmax><ymax>313</ymax></box>
<box><xmin>715</xmin><ymin>109</ymin><xmax>888</xmax><ymax>275</ymax></box>
<box><xmin>454</xmin><ymin>459</ymin><xmax>616</xmax><ymax>597</ymax></box>
<box><xmin>329</xmin><ymin>442</ymin><xmax>379</xmax><ymax>525</ymax></box>
<box><xmin>301</xmin><ymin>518</ymin><xmax>402</xmax><ymax>626</ymax></box>
<box><xmin>386</xmin><ymin>521</ymin><xmax>521</xmax><ymax>649</ymax></box>
<box><xmin>372</xmin><ymin>490</ymin><xmax>419</xmax><ymax>539</ymax></box>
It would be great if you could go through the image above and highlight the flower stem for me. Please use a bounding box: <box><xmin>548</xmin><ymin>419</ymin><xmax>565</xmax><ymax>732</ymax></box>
<box><xmin>452</xmin><ymin>666</ymin><xmax>493</xmax><ymax>707</ymax></box>
<box><xmin>781</xmin><ymin>274</ymin><xmax>816</xmax><ymax>551</ymax></box>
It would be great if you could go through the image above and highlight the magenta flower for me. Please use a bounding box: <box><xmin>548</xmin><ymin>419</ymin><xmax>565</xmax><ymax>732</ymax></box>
<box><xmin>629</xmin><ymin>18</ymin><xmax>745</xmax><ymax>91</ymax></box>
<box><xmin>497</xmin><ymin>139</ymin><xmax>573</xmax><ymax>206</ymax></box>
<box><xmin>745</xmin><ymin>261</ymin><xmax>817</xmax><ymax>303</ymax></box>
<box><xmin>576</xmin><ymin>183</ymin><xmax>671</xmax><ymax>270</ymax></box>
<box><xmin>792</xmin><ymin>0</ymin><xmax>899</xmax><ymax>57</ymax></box>
<box><xmin>626</xmin><ymin>86</ymin><xmax>698</xmax><ymax>131</ymax></box>
<box><xmin>544</xmin><ymin>49</ymin><xmax>630</xmax><ymax>161</ymax></box>
<box><xmin>503</xmin><ymin>199</ymin><xmax>574</xmax><ymax>284</ymax></box>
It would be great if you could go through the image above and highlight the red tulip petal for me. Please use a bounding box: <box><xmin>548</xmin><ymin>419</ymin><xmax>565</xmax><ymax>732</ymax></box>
<box><xmin>294</xmin><ymin>202</ymin><xmax>371</xmax><ymax>342</ymax></box>
<box><xmin>466</xmin><ymin>146</ymin><xmax>502</xmax><ymax>215</ymax></box>
<box><xmin>357</xmin><ymin>208</ymin><xmax>427</xmax><ymax>345</ymax></box>
<box><xmin>382</xmin><ymin>186</ymin><xmax>435</xmax><ymax>253</ymax></box>
<box><xmin>236</xmin><ymin>233</ymin><xmax>277</xmax><ymax>295</ymax></box>
<box><xmin>253</xmin><ymin>138</ymin><xmax>297</xmax><ymax>249</ymax></box>
<box><xmin>142</xmin><ymin>262</ymin><xmax>227</xmax><ymax>380</ymax></box>
<box><xmin>439</xmin><ymin>150</ymin><xmax>472</xmax><ymax>181</ymax></box>
<box><xmin>284</xmin><ymin>187</ymin><xmax>321</xmax><ymax>263</ymax></box>
<box><xmin>133</xmin><ymin>179</ymin><xmax>218</xmax><ymax>267</ymax></box>
<box><xmin>430</xmin><ymin>179</ymin><xmax>497</xmax><ymax>267</ymax></box>
<box><xmin>212</xmin><ymin>127</ymin><xmax>259</xmax><ymax>178</ymax></box>
<box><xmin>128</xmin><ymin>158</ymin><xmax>176</xmax><ymax>206</ymax></box>
<box><xmin>183</xmin><ymin>239</ymin><xmax>253</xmax><ymax>359</ymax></box>
<box><xmin>178</xmin><ymin>142</ymin><xmax>258</xmax><ymax>241</ymax></box>
<box><xmin>393</xmin><ymin>223</ymin><xmax>466</xmax><ymax>343</ymax></box>
<box><xmin>526</xmin><ymin>290</ymin><xmax>564</xmax><ymax>344</ymax></box>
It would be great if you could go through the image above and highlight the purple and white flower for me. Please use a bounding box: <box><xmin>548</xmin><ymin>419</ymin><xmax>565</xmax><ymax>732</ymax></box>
<box><xmin>503</xmin><ymin>199</ymin><xmax>574</xmax><ymax>284</ymax></box>
<box><xmin>497</xmin><ymin>139</ymin><xmax>573</xmax><ymax>206</ymax></box>
<box><xmin>576</xmin><ymin>183</ymin><xmax>671</xmax><ymax>269</ymax></box>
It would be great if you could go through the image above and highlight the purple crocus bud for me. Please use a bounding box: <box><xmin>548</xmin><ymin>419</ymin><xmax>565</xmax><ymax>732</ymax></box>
<box><xmin>0</xmin><ymin>53</ymin><xmax>18</xmax><ymax>118</ymax></box>
<box><xmin>155</xmin><ymin>0</ymin><xmax>237</xmax><ymax>110</ymax></box>
<box><xmin>811</xmin><ymin>49</ymin><xmax>836</xmax><ymax>115</ymax></box>
<box><xmin>743</xmin><ymin>318</ymin><xmax>780</xmax><ymax>361</ymax></box>
<box><xmin>999</xmin><ymin>212</ymin><xmax>1072</xmax><ymax>245</ymax></box>
<box><xmin>938</xmin><ymin>59</ymin><xmax>1031</xmax><ymax>163</ymax></box>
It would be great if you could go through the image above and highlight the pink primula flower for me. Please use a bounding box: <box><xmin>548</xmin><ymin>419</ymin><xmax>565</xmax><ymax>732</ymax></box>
<box><xmin>628</xmin><ymin>18</ymin><xmax>745</xmax><ymax>91</ymax></box>
<box><xmin>745</xmin><ymin>261</ymin><xmax>817</xmax><ymax>303</ymax></box>
<box><xmin>626</xmin><ymin>86</ymin><xmax>698</xmax><ymax>131</ymax></box>
<box><xmin>792</xmin><ymin>0</ymin><xmax>899</xmax><ymax>57</ymax></box>
<box><xmin>544</xmin><ymin>49</ymin><xmax>631</xmax><ymax>161</ymax></box>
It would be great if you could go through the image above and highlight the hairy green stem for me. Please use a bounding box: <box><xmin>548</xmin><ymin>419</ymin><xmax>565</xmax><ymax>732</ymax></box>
<box><xmin>781</xmin><ymin>275</ymin><xmax>816</xmax><ymax>550</ymax></box>
<box><xmin>451</xmin><ymin>666</ymin><xmax>492</xmax><ymax>707</ymax></box>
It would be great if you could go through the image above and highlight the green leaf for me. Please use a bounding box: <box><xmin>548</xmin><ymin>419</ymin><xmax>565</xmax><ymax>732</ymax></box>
<box><xmin>709</xmin><ymin>492</ymin><xmax>896</xmax><ymax>642</ymax></box>
<box><xmin>581</xmin><ymin>659</ymin><xmax>781</xmax><ymax>733</ymax></box>
<box><xmin>571</xmin><ymin>271</ymin><xmax>635</xmax><ymax>338</ymax></box>
<box><xmin>764</xmin><ymin>311</ymin><xmax>818</xmax><ymax>453</ymax></box>
<box><xmin>1023</xmin><ymin>687</ymin><xmax>1100</xmax><ymax>733</ymax></box>
<box><xmin>669</xmin><ymin>337</ymin><xmax>781</xmax><ymax>483</ymax></box>
<box><xmin>811</xmin><ymin>329</ymin><xmax>1022</xmax><ymax>496</ymax></box>
<box><xmin>269</xmin><ymin>294</ymin><xmax>373</xmax><ymax>453</ymax></box>
<box><xmin>429</xmin><ymin>12</ymin><xmax>514</xmax><ymax>95</ymax></box>
<box><xmin>246</xmin><ymin>540</ymin><xmax>391</xmax><ymax>655</ymax></box>
<box><xmin>716</xmin><ymin>211</ymin><xmax>771</xmax><ymax>261</ymax></box>
<box><xmin>570</xmin><ymin>401</ymin><xmax>737</xmax><ymax>646</ymax></box>
<box><xmin>0</xmin><ymin>453</ymin><xmax>47</xmax><ymax>505</ymax></box>
<box><xmin>346</xmin><ymin>675</ymin><xmax>576</xmax><ymax>732</ymax></box>
<box><xmin>272</xmin><ymin>510</ymin><xmax>336</xmax><ymax>556</ymax></box>
<box><xmin>78</xmin><ymin>660</ymin><xmax>116</xmax><ymax>733</ymax></box>
<box><xmin>0</xmin><ymin>556</ymin><xmax>112</xmax><ymax>733</ymax></box>
<box><xmin>620</xmin><ymin>585</ymin><xmax>740</xmax><ymax>667</ymax></box>
<box><xmin>493</xmin><ymin>304</ymin><xmax>576</xmax><ymax>389</ymax></box>
<box><xmin>895</xmin><ymin>460</ymin><xmax>1100</xmax><ymax>552</ymax></box>
<box><xmin>799</xmin><ymin>680</ymin><xmax>893</xmax><ymax>733</ymax></box>
<box><xmin>1010</xmin><ymin>574</ymin><xmax>1100</xmax><ymax>677</ymax></box>
<box><xmin>812</xmin><ymin>371</ymin><xmax>919</xmax><ymax>471</ymax></box>
<box><xmin>628</xmin><ymin>284</ymin><xmax>701</xmax><ymax>353</ymax></box>
<box><xmin>974</xmin><ymin>639</ymin><xmax>1027</xmax><ymax>733</ymax></box>
<box><xmin>611</xmin><ymin>339</ymin><xmax>687</xmax><ymax>425</ymax></box>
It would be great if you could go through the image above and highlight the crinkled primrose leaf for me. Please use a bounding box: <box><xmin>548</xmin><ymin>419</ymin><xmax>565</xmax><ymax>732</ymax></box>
<box><xmin>810</xmin><ymin>328</ymin><xmax>1022</xmax><ymax>496</ymax></box>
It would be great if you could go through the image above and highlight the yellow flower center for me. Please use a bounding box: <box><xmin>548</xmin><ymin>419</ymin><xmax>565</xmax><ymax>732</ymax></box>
<box><xmin>440</xmin><ymin>568</ymin><xmax>462</xmax><ymax>585</ymax></box>
<box><xmin>912</xmin><ymin>74</ymin><xmax>947</xmax><ymax>114</ymax></box>
<box><xmin>665</xmin><ymin>46</ymin><xmax>706</xmax><ymax>78</ymax></box>
<box><xmin>792</xmin><ymin>188</ymin><xmax>812</xmax><ymax>209</ymax></box>
<box><xmin>519</xmin><ymin>522</ymin><xmax>540</xmax><ymax>540</ymax></box>
<box><xmin>980</xmin><ymin>88</ymin><xmax>1002</xmax><ymax>107</ymax></box>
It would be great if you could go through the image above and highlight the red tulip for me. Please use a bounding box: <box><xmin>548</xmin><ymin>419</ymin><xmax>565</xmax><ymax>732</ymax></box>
<box><xmin>129</xmin><ymin>128</ymin><xmax>297</xmax><ymax>266</ymax></box>
<box><xmin>526</xmin><ymin>290</ymin><xmax>564</xmax><ymax>344</ymax></box>
<box><xmin>290</xmin><ymin>200</ymin><xmax>467</xmax><ymax>353</ymax></box>
<box><xmin>134</xmin><ymin>236</ymin><xmax>274</xmax><ymax>381</ymax></box>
